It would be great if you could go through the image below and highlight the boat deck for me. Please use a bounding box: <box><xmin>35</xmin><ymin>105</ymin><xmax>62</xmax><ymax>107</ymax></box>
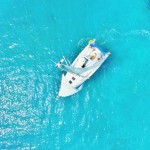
<box><xmin>65</xmin><ymin>44</ymin><xmax>104</xmax><ymax>88</ymax></box>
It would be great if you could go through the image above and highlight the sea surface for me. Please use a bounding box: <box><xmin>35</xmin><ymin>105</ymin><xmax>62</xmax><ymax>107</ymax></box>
<box><xmin>0</xmin><ymin>0</ymin><xmax>150</xmax><ymax>149</ymax></box>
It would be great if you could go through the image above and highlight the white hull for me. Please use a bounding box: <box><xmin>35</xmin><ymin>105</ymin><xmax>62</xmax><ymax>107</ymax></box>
<box><xmin>58</xmin><ymin>40</ymin><xmax>110</xmax><ymax>97</ymax></box>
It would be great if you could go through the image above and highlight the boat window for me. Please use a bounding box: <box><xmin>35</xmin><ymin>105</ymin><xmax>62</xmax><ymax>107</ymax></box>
<box><xmin>69</xmin><ymin>80</ymin><xmax>72</xmax><ymax>84</ymax></box>
<box><xmin>72</xmin><ymin>77</ymin><xmax>75</xmax><ymax>80</ymax></box>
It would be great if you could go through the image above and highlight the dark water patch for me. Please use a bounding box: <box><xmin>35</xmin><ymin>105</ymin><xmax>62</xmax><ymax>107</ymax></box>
<box><xmin>147</xmin><ymin>0</ymin><xmax>150</xmax><ymax>9</ymax></box>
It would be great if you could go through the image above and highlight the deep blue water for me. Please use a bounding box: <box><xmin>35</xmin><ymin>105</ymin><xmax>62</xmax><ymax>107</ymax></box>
<box><xmin>0</xmin><ymin>0</ymin><xmax>150</xmax><ymax>149</ymax></box>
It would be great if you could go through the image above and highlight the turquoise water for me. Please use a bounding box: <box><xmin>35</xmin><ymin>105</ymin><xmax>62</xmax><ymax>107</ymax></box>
<box><xmin>0</xmin><ymin>0</ymin><xmax>150</xmax><ymax>149</ymax></box>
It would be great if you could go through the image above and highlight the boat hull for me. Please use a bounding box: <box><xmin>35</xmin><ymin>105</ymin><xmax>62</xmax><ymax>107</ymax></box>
<box><xmin>58</xmin><ymin>40</ymin><xmax>110</xmax><ymax>97</ymax></box>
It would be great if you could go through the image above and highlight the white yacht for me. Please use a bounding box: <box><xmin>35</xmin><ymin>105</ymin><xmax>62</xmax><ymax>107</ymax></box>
<box><xmin>55</xmin><ymin>39</ymin><xmax>110</xmax><ymax>97</ymax></box>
